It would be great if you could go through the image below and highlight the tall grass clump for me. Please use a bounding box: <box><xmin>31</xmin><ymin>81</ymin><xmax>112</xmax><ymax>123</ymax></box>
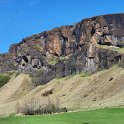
<box><xmin>0</xmin><ymin>74</ymin><xmax>10</xmax><ymax>87</ymax></box>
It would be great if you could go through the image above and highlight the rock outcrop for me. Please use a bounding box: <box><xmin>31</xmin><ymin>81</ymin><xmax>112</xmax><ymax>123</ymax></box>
<box><xmin>1</xmin><ymin>13</ymin><xmax>124</xmax><ymax>85</ymax></box>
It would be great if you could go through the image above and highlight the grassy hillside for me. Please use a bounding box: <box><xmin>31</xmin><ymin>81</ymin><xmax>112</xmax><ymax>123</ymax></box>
<box><xmin>1</xmin><ymin>65</ymin><xmax>124</xmax><ymax>115</ymax></box>
<box><xmin>0</xmin><ymin>73</ymin><xmax>35</xmax><ymax>115</ymax></box>
<box><xmin>0</xmin><ymin>108</ymin><xmax>124</xmax><ymax>124</ymax></box>
<box><xmin>17</xmin><ymin>65</ymin><xmax>124</xmax><ymax>110</ymax></box>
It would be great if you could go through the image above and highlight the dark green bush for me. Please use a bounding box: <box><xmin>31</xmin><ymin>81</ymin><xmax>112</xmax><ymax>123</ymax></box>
<box><xmin>0</xmin><ymin>74</ymin><xmax>10</xmax><ymax>87</ymax></box>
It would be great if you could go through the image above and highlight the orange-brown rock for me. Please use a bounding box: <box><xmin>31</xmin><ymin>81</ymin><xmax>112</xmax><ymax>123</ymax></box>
<box><xmin>0</xmin><ymin>13</ymin><xmax>124</xmax><ymax>84</ymax></box>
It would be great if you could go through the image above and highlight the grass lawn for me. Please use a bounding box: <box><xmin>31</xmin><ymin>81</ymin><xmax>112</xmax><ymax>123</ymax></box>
<box><xmin>0</xmin><ymin>108</ymin><xmax>124</xmax><ymax>124</ymax></box>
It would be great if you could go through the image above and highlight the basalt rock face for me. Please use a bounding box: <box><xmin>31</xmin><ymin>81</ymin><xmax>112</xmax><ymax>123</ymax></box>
<box><xmin>0</xmin><ymin>13</ymin><xmax>124</xmax><ymax>85</ymax></box>
<box><xmin>0</xmin><ymin>53</ymin><xmax>18</xmax><ymax>73</ymax></box>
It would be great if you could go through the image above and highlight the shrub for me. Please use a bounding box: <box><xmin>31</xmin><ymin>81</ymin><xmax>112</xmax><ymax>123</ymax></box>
<box><xmin>33</xmin><ymin>45</ymin><xmax>43</xmax><ymax>52</ymax></box>
<box><xmin>80</xmin><ymin>72</ymin><xmax>90</xmax><ymax>77</ymax></box>
<box><xmin>17</xmin><ymin>97</ymin><xmax>67</xmax><ymax>115</ymax></box>
<box><xmin>18</xmin><ymin>103</ymin><xmax>67</xmax><ymax>115</ymax></box>
<box><xmin>0</xmin><ymin>74</ymin><xmax>10</xmax><ymax>87</ymax></box>
<box><xmin>49</xmin><ymin>57</ymin><xmax>58</xmax><ymax>65</ymax></box>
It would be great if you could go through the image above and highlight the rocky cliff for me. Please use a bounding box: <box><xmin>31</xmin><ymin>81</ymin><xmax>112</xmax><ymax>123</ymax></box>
<box><xmin>1</xmin><ymin>13</ymin><xmax>124</xmax><ymax>85</ymax></box>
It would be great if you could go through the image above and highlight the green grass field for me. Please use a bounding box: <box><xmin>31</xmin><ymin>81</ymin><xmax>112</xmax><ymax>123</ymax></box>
<box><xmin>0</xmin><ymin>108</ymin><xmax>124</xmax><ymax>124</ymax></box>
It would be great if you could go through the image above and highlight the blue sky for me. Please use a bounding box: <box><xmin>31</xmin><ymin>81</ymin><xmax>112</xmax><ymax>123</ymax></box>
<box><xmin>0</xmin><ymin>0</ymin><xmax>124</xmax><ymax>53</ymax></box>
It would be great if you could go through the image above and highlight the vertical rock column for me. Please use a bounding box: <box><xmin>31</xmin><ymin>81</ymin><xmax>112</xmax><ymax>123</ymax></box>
<box><xmin>86</xmin><ymin>42</ymin><xmax>99</xmax><ymax>73</ymax></box>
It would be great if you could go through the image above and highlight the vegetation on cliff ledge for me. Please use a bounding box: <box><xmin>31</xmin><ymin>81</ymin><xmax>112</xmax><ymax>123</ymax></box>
<box><xmin>99</xmin><ymin>45</ymin><xmax>124</xmax><ymax>54</ymax></box>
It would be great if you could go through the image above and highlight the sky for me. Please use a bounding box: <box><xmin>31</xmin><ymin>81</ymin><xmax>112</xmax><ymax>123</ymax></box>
<box><xmin>0</xmin><ymin>0</ymin><xmax>124</xmax><ymax>53</ymax></box>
